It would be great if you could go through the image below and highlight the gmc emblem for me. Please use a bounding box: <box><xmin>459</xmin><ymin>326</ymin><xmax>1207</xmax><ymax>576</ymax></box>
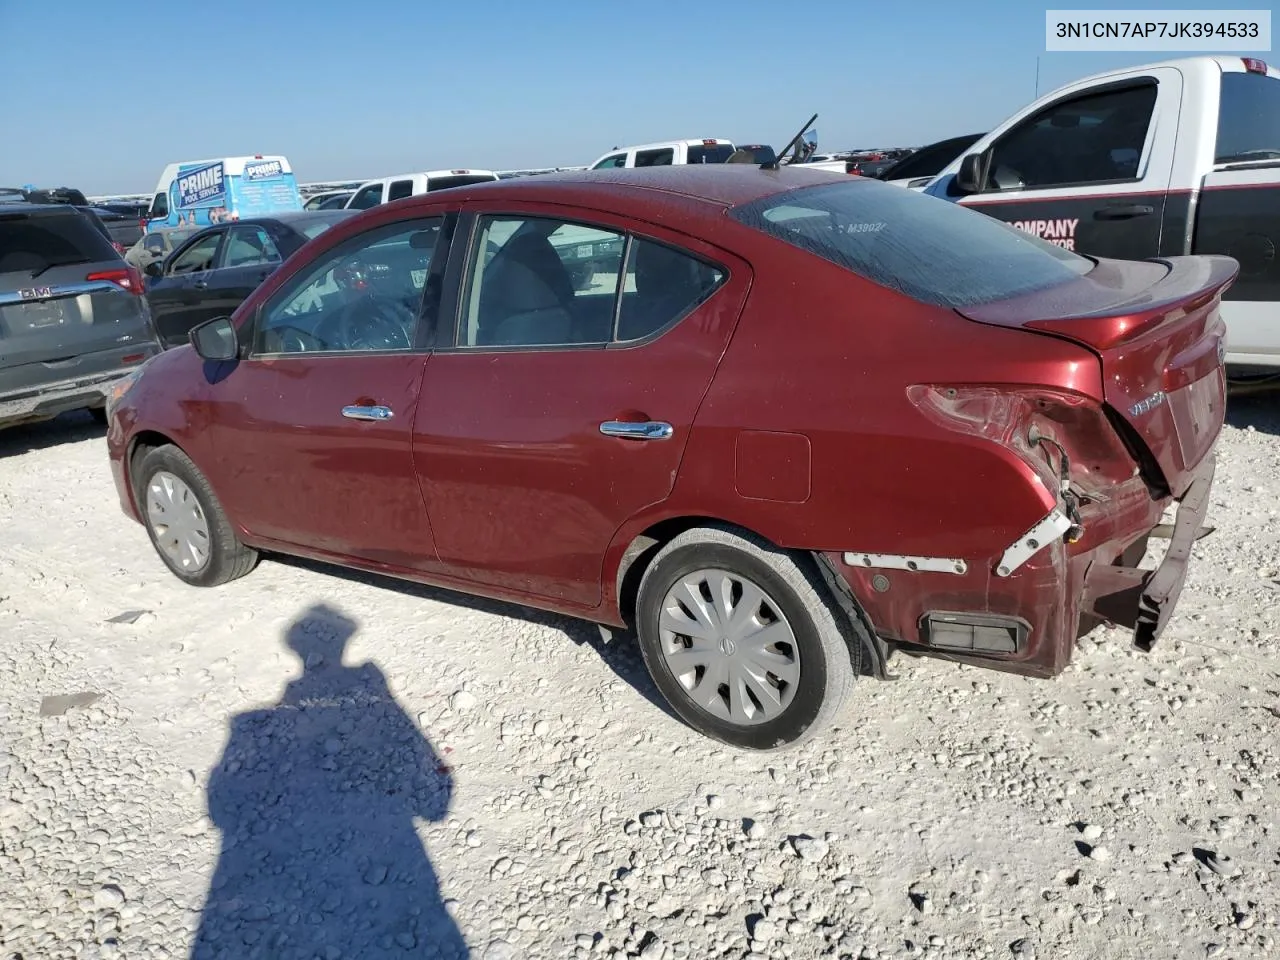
<box><xmin>18</xmin><ymin>286</ymin><xmax>53</xmax><ymax>300</ymax></box>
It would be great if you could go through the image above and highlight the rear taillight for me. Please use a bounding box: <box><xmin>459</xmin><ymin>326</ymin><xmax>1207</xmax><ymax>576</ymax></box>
<box><xmin>87</xmin><ymin>266</ymin><xmax>145</xmax><ymax>295</ymax></box>
<box><xmin>907</xmin><ymin>384</ymin><xmax>1140</xmax><ymax>504</ymax></box>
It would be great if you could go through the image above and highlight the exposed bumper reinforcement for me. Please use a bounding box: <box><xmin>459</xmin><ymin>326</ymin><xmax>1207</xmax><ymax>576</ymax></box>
<box><xmin>1081</xmin><ymin>452</ymin><xmax>1215</xmax><ymax>652</ymax></box>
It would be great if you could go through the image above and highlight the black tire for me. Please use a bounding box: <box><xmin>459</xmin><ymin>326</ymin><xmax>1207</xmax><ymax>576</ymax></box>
<box><xmin>135</xmin><ymin>444</ymin><xmax>258</xmax><ymax>587</ymax></box>
<box><xmin>635</xmin><ymin>525</ymin><xmax>858</xmax><ymax>751</ymax></box>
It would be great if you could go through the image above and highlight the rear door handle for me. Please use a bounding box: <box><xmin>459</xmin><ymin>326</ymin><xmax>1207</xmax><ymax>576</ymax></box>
<box><xmin>599</xmin><ymin>420</ymin><xmax>673</xmax><ymax>440</ymax></box>
<box><xmin>1093</xmin><ymin>204</ymin><xmax>1155</xmax><ymax>220</ymax></box>
<box><xmin>342</xmin><ymin>405</ymin><xmax>393</xmax><ymax>421</ymax></box>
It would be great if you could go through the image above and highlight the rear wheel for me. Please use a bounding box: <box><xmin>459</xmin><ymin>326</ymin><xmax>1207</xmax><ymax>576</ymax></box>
<box><xmin>136</xmin><ymin>445</ymin><xmax>257</xmax><ymax>587</ymax></box>
<box><xmin>634</xmin><ymin>526</ymin><xmax>858</xmax><ymax>750</ymax></box>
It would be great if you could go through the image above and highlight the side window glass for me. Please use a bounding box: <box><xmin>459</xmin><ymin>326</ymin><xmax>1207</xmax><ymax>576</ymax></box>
<box><xmin>592</xmin><ymin>154</ymin><xmax>626</xmax><ymax>170</ymax></box>
<box><xmin>634</xmin><ymin>148</ymin><xmax>675</xmax><ymax>167</ymax></box>
<box><xmin>222</xmin><ymin>226</ymin><xmax>281</xmax><ymax>268</ymax></box>
<box><xmin>387</xmin><ymin>179</ymin><xmax>415</xmax><ymax>202</ymax></box>
<box><xmin>168</xmin><ymin>232</ymin><xmax>222</xmax><ymax>275</ymax></box>
<box><xmin>615</xmin><ymin>238</ymin><xmax>725</xmax><ymax>342</ymax></box>
<box><xmin>459</xmin><ymin>216</ymin><xmax>624</xmax><ymax>348</ymax></box>
<box><xmin>986</xmin><ymin>83</ymin><xmax>1157</xmax><ymax>190</ymax></box>
<box><xmin>348</xmin><ymin>184</ymin><xmax>384</xmax><ymax>209</ymax></box>
<box><xmin>1215</xmin><ymin>71</ymin><xmax>1280</xmax><ymax>164</ymax></box>
<box><xmin>151</xmin><ymin>192</ymin><xmax>169</xmax><ymax>218</ymax></box>
<box><xmin>144</xmin><ymin>235</ymin><xmax>165</xmax><ymax>254</ymax></box>
<box><xmin>255</xmin><ymin>218</ymin><xmax>443</xmax><ymax>356</ymax></box>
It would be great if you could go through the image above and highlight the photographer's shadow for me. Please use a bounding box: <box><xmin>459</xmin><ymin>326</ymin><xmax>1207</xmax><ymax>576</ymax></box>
<box><xmin>191</xmin><ymin>604</ymin><xmax>468</xmax><ymax>959</ymax></box>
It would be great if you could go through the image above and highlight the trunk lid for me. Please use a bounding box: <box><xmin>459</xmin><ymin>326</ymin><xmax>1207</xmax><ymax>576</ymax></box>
<box><xmin>955</xmin><ymin>255</ymin><xmax>1239</xmax><ymax>496</ymax></box>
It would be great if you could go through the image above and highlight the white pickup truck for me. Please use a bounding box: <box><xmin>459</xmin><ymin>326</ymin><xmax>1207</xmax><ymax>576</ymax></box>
<box><xmin>924</xmin><ymin>55</ymin><xmax>1280</xmax><ymax>373</ymax></box>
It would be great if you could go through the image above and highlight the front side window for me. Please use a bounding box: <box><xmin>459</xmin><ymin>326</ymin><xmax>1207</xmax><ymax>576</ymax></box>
<box><xmin>1215</xmin><ymin>70</ymin><xmax>1280</xmax><ymax>163</ymax></box>
<box><xmin>168</xmin><ymin>231</ymin><xmax>223</xmax><ymax>275</ymax></box>
<box><xmin>150</xmin><ymin>192</ymin><xmax>169</xmax><ymax>218</ymax></box>
<box><xmin>457</xmin><ymin>215</ymin><xmax>725</xmax><ymax>348</ymax></box>
<box><xmin>347</xmin><ymin>183</ymin><xmax>384</xmax><ymax>209</ymax></box>
<box><xmin>592</xmin><ymin>154</ymin><xmax>626</xmax><ymax>170</ymax></box>
<box><xmin>730</xmin><ymin>179</ymin><xmax>1094</xmax><ymax>309</ymax></box>
<box><xmin>221</xmin><ymin>225</ymin><xmax>281</xmax><ymax>268</ymax></box>
<box><xmin>254</xmin><ymin>217</ymin><xmax>445</xmax><ymax>355</ymax></box>
<box><xmin>983</xmin><ymin>82</ymin><xmax>1157</xmax><ymax>189</ymax></box>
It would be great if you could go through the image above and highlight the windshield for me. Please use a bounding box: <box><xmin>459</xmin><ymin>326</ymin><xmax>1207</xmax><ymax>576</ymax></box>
<box><xmin>730</xmin><ymin>179</ymin><xmax>1094</xmax><ymax>308</ymax></box>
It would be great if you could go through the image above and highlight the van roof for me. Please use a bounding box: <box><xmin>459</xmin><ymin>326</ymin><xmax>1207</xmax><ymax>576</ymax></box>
<box><xmin>152</xmin><ymin>156</ymin><xmax>293</xmax><ymax>190</ymax></box>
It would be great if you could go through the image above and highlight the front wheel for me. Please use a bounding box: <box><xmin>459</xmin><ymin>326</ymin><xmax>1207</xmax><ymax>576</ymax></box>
<box><xmin>136</xmin><ymin>445</ymin><xmax>258</xmax><ymax>587</ymax></box>
<box><xmin>634</xmin><ymin>526</ymin><xmax>858</xmax><ymax>750</ymax></box>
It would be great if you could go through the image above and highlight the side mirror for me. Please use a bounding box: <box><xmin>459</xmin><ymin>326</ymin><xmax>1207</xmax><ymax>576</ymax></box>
<box><xmin>190</xmin><ymin>315</ymin><xmax>239</xmax><ymax>361</ymax></box>
<box><xmin>144</xmin><ymin>259</ymin><xmax>164</xmax><ymax>279</ymax></box>
<box><xmin>954</xmin><ymin>151</ymin><xmax>990</xmax><ymax>194</ymax></box>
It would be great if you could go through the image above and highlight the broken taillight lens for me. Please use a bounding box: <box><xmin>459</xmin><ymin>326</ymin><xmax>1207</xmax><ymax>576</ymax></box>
<box><xmin>906</xmin><ymin>384</ymin><xmax>1139</xmax><ymax>500</ymax></box>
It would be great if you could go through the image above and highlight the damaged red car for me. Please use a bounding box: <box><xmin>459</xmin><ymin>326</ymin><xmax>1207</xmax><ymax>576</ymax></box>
<box><xmin>104</xmin><ymin>165</ymin><xmax>1234</xmax><ymax>750</ymax></box>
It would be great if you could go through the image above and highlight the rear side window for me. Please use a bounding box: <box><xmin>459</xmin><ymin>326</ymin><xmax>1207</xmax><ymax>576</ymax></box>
<box><xmin>1215</xmin><ymin>71</ymin><xmax>1280</xmax><ymax>163</ymax></box>
<box><xmin>0</xmin><ymin>209</ymin><xmax>119</xmax><ymax>273</ymax></box>
<box><xmin>634</xmin><ymin>148</ymin><xmax>675</xmax><ymax>167</ymax></box>
<box><xmin>687</xmin><ymin>143</ymin><xmax>736</xmax><ymax>164</ymax></box>
<box><xmin>387</xmin><ymin>179</ymin><xmax>415</xmax><ymax>201</ymax></box>
<box><xmin>730</xmin><ymin>179</ymin><xmax>1094</xmax><ymax>308</ymax></box>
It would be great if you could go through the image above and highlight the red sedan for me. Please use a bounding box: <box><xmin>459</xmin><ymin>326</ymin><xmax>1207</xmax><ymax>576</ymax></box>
<box><xmin>104</xmin><ymin>165</ymin><xmax>1234</xmax><ymax>750</ymax></box>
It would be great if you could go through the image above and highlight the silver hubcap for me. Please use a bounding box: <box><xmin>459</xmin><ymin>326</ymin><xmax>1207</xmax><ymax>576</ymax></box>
<box><xmin>146</xmin><ymin>471</ymin><xmax>211</xmax><ymax>573</ymax></box>
<box><xmin>658</xmin><ymin>568</ymin><xmax>800</xmax><ymax>726</ymax></box>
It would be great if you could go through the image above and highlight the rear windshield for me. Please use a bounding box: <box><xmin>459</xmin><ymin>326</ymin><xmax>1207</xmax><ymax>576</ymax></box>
<box><xmin>0</xmin><ymin>209</ymin><xmax>119</xmax><ymax>274</ymax></box>
<box><xmin>426</xmin><ymin>175</ymin><xmax>497</xmax><ymax>191</ymax></box>
<box><xmin>1215</xmin><ymin>70</ymin><xmax>1280</xmax><ymax>164</ymax></box>
<box><xmin>729</xmin><ymin>179</ymin><xmax>1094</xmax><ymax>308</ymax></box>
<box><xmin>687</xmin><ymin>144</ymin><xmax>737</xmax><ymax>164</ymax></box>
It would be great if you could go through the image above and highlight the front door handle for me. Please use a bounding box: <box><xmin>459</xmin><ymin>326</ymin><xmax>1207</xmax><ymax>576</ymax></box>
<box><xmin>192</xmin><ymin>278</ymin><xmax>208</xmax><ymax>289</ymax></box>
<box><xmin>342</xmin><ymin>405</ymin><xmax>393</xmax><ymax>421</ymax></box>
<box><xmin>1093</xmin><ymin>204</ymin><xmax>1155</xmax><ymax>220</ymax></box>
<box><xmin>599</xmin><ymin>420</ymin><xmax>673</xmax><ymax>440</ymax></box>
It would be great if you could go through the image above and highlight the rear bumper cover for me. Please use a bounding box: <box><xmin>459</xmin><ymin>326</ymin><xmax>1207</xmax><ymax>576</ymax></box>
<box><xmin>1081</xmin><ymin>451</ymin><xmax>1215</xmax><ymax>651</ymax></box>
<box><xmin>0</xmin><ymin>368</ymin><xmax>134</xmax><ymax>425</ymax></box>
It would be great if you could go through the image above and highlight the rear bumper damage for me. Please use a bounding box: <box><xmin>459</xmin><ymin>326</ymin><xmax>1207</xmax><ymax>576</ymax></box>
<box><xmin>1081</xmin><ymin>452</ymin><xmax>1215</xmax><ymax>652</ymax></box>
<box><xmin>0</xmin><ymin>368</ymin><xmax>134</xmax><ymax>426</ymax></box>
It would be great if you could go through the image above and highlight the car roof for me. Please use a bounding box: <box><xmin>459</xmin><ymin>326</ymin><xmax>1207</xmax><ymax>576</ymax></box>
<box><xmin>414</xmin><ymin>164</ymin><xmax>852</xmax><ymax>211</ymax></box>
<box><xmin>0</xmin><ymin>201</ymin><xmax>89</xmax><ymax>217</ymax></box>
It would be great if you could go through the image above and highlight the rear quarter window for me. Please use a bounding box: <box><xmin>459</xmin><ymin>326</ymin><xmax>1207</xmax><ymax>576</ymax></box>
<box><xmin>729</xmin><ymin>179</ymin><xmax>1094</xmax><ymax>308</ymax></box>
<box><xmin>1215</xmin><ymin>70</ymin><xmax>1280</xmax><ymax>163</ymax></box>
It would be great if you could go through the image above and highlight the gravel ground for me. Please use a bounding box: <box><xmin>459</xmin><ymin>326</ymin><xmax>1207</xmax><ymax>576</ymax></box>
<box><xmin>1</xmin><ymin>396</ymin><xmax>1278</xmax><ymax>960</ymax></box>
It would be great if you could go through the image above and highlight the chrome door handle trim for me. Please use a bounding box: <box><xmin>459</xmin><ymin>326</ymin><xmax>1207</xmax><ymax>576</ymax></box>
<box><xmin>599</xmin><ymin>420</ymin><xmax>673</xmax><ymax>440</ymax></box>
<box><xmin>342</xmin><ymin>405</ymin><xmax>393</xmax><ymax>421</ymax></box>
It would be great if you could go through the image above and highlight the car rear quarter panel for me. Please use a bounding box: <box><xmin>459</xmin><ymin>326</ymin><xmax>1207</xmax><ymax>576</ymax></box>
<box><xmin>605</xmin><ymin>235</ymin><xmax>1112</xmax><ymax>666</ymax></box>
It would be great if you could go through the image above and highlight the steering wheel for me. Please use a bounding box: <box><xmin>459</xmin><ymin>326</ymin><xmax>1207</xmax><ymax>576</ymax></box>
<box><xmin>334</xmin><ymin>295</ymin><xmax>414</xmax><ymax>351</ymax></box>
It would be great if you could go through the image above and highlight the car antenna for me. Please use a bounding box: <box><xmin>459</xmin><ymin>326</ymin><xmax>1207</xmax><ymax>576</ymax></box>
<box><xmin>762</xmin><ymin>113</ymin><xmax>818</xmax><ymax>170</ymax></box>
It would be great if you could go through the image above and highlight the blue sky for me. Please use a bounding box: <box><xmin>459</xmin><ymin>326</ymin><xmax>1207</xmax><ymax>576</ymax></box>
<box><xmin>0</xmin><ymin>0</ymin><xmax>1270</xmax><ymax>194</ymax></box>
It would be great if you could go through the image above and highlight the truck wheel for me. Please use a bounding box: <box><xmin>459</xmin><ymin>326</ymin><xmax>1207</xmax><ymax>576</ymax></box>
<box><xmin>634</xmin><ymin>525</ymin><xmax>858</xmax><ymax>750</ymax></box>
<box><xmin>136</xmin><ymin>445</ymin><xmax>257</xmax><ymax>587</ymax></box>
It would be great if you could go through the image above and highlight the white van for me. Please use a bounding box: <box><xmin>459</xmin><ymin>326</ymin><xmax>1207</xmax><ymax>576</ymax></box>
<box><xmin>145</xmin><ymin>155</ymin><xmax>303</xmax><ymax>231</ymax></box>
<box><xmin>589</xmin><ymin>139</ymin><xmax>736</xmax><ymax>170</ymax></box>
<box><xmin>343</xmin><ymin>169</ymin><xmax>500</xmax><ymax>210</ymax></box>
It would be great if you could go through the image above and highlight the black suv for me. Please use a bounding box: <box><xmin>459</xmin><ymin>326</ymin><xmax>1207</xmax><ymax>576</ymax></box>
<box><xmin>1</xmin><ymin>203</ymin><xmax>161</xmax><ymax>430</ymax></box>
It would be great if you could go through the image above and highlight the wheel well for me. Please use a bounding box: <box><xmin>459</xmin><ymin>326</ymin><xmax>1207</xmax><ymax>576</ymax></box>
<box><xmin>613</xmin><ymin>517</ymin><xmax>888</xmax><ymax>678</ymax></box>
<box><xmin>126</xmin><ymin>430</ymin><xmax>178</xmax><ymax>508</ymax></box>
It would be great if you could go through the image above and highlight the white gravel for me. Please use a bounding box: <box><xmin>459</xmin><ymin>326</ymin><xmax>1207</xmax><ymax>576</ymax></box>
<box><xmin>2</xmin><ymin>397</ymin><xmax>1279</xmax><ymax>960</ymax></box>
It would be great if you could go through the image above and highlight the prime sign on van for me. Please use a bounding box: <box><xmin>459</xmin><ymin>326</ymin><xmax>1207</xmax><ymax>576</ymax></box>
<box><xmin>177</xmin><ymin>163</ymin><xmax>226</xmax><ymax>208</ymax></box>
<box><xmin>244</xmin><ymin>160</ymin><xmax>284</xmax><ymax>181</ymax></box>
